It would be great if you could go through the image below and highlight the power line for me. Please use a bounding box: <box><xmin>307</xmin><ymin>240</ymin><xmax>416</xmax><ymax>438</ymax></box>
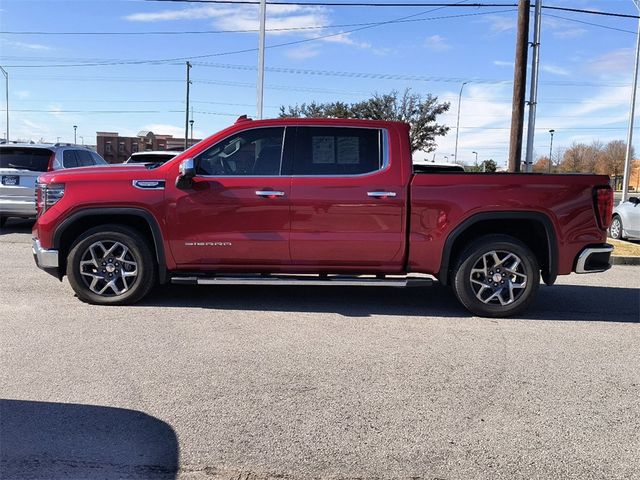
<box><xmin>0</xmin><ymin>9</ymin><xmax>513</xmax><ymax>35</ymax></box>
<box><xmin>1</xmin><ymin>2</ymin><xmax>488</xmax><ymax>68</ymax></box>
<box><xmin>143</xmin><ymin>0</ymin><xmax>640</xmax><ymax>18</ymax></box>
<box><xmin>544</xmin><ymin>13</ymin><xmax>636</xmax><ymax>35</ymax></box>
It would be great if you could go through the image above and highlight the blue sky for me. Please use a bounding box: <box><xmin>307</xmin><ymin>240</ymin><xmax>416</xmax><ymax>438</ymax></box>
<box><xmin>0</xmin><ymin>0</ymin><xmax>638</xmax><ymax>166</ymax></box>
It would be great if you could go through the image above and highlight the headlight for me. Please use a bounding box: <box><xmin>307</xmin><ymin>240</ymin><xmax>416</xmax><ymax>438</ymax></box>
<box><xmin>35</xmin><ymin>182</ymin><xmax>65</xmax><ymax>216</ymax></box>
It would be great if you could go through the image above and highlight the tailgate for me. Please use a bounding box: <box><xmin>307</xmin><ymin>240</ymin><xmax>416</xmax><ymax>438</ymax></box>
<box><xmin>0</xmin><ymin>147</ymin><xmax>51</xmax><ymax>198</ymax></box>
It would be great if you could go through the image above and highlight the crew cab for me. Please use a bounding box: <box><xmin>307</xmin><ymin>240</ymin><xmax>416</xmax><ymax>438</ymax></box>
<box><xmin>32</xmin><ymin>117</ymin><xmax>614</xmax><ymax>317</ymax></box>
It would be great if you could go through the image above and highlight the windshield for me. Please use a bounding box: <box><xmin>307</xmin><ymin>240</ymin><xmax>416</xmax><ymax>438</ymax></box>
<box><xmin>127</xmin><ymin>153</ymin><xmax>176</xmax><ymax>164</ymax></box>
<box><xmin>0</xmin><ymin>148</ymin><xmax>52</xmax><ymax>172</ymax></box>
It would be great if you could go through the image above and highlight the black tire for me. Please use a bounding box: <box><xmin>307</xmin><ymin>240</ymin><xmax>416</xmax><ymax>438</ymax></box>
<box><xmin>452</xmin><ymin>234</ymin><xmax>540</xmax><ymax>318</ymax></box>
<box><xmin>66</xmin><ymin>225</ymin><xmax>157</xmax><ymax>305</ymax></box>
<box><xmin>609</xmin><ymin>215</ymin><xmax>624</xmax><ymax>240</ymax></box>
<box><xmin>0</xmin><ymin>216</ymin><xmax>6</xmax><ymax>228</ymax></box>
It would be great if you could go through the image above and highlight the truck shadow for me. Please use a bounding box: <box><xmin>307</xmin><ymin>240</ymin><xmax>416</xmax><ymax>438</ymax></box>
<box><xmin>0</xmin><ymin>399</ymin><xmax>179</xmax><ymax>479</ymax></box>
<box><xmin>0</xmin><ymin>218</ymin><xmax>34</xmax><ymax>235</ymax></box>
<box><xmin>142</xmin><ymin>283</ymin><xmax>639</xmax><ymax>323</ymax></box>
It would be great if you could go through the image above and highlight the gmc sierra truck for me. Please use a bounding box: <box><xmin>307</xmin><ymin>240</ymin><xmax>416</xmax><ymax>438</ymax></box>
<box><xmin>32</xmin><ymin>117</ymin><xmax>614</xmax><ymax>317</ymax></box>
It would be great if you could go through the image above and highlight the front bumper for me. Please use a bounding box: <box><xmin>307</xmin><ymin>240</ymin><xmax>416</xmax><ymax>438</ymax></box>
<box><xmin>32</xmin><ymin>238</ymin><xmax>59</xmax><ymax>269</ymax></box>
<box><xmin>574</xmin><ymin>244</ymin><xmax>613</xmax><ymax>274</ymax></box>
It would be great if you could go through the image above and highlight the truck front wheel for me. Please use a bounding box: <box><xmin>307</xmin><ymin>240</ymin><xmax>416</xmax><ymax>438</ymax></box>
<box><xmin>66</xmin><ymin>225</ymin><xmax>157</xmax><ymax>305</ymax></box>
<box><xmin>452</xmin><ymin>235</ymin><xmax>539</xmax><ymax>318</ymax></box>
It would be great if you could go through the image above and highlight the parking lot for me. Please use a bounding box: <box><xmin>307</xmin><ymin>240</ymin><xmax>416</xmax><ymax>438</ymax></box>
<box><xmin>1</xmin><ymin>218</ymin><xmax>639</xmax><ymax>479</ymax></box>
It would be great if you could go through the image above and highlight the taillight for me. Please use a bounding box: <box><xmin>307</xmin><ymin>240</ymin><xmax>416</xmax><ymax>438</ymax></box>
<box><xmin>594</xmin><ymin>186</ymin><xmax>613</xmax><ymax>230</ymax></box>
<box><xmin>47</xmin><ymin>152</ymin><xmax>55</xmax><ymax>171</ymax></box>
<box><xmin>35</xmin><ymin>182</ymin><xmax>65</xmax><ymax>216</ymax></box>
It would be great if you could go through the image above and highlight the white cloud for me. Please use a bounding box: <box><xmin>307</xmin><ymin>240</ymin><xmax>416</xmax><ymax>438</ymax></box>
<box><xmin>319</xmin><ymin>31</ymin><xmax>371</xmax><ymax>49</ymax></box>
<box><xmin>14</xmin><ymin>90</ymin><xmax>31</xmax><ymax>100</ymax></box>
<box><xmin>142</xmin><ymin>124</ymin><xmax>191</xmax><ymax>138</ymax></box>
<box><xmin>125</xmin><ymin>3</ymin><xmax>330</xmax><ymax>37</ymax></box>
<box><xmin>540</xmin><ymin>64</ymin><xmax>570</xmax><ymax>76</ymax></box>
<box><xmin>5</xmin><ymin>41</ymin><xmax>52</xmax><ymax>51</ymax></box>
<box><xmin>493</xmin><ymin>60</ymin><xmax>514</xmax><ymax>68</ymax></box>
<box><xmin>424</xmin><ymin>35</ymin><xmax>451</xmax><ymax>52</ymax></box>
<box><xmin>543</xmin><ymin>17</ymin><xmax>587</xmax><ymax>39</ymax></box>
<box><xmin>586</xmin><ymin>48</ymin><xmax>634</xmax><ymax>77</ymax></box>
<box><xmin>483</xmin><ymin>15</ymin><xmax>516</xmax><ymax>34</ymax></box>
<box><xmin>285</xmin><ymin>45</ymin><xmax>321</xmax><ymax>60</ymax></box>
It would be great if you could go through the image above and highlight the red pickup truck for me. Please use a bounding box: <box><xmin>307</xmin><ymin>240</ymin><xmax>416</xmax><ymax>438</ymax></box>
<box><xmin>32</xmin><ymin>117</ymin><xmax>614</xmax><ymax>317</ymax></box>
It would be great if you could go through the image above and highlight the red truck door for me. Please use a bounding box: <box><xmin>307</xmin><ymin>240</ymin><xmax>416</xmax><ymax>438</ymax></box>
<box><xmin>165</xmin><ymin>126</ymin><xmax>292</xmax><ymax>267</ymax></box>
<box><xmin>286</xmin><ymin>126</ymin><xmax>406</xmax><ymax>271</ymax></box>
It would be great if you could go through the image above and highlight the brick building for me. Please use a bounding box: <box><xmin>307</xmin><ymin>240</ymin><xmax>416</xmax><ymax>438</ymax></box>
<box><xmin>96</xmin><ymin>131</ymin><xmax>201</xmax><ymax>164</ymax></box>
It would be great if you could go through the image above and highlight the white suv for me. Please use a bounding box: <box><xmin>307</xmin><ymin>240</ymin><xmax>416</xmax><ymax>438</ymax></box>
<box><xmin>0</xmin><ymin>143</ymin><xmax>108</xmax><ymax>226</ymax></box>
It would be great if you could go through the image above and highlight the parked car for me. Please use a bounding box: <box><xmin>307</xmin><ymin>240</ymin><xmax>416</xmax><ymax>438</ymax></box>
<box><xmin>1</xmin><ymin>144</ymin><xmax>108</xmax><ymax>226</ymax></box>
<box><xmin>610</xmin><ymin>196</ymin><xmax>640</xmax><ymax>240</ymax></box>
<box><xmin>32</xmin><ymin>117</ymin><xmax>614</xmax><ymax>317</ymax></box>
<box><xmin>124</xmin><ymin>151</ymin><xmax>180</xmax><ymax>165</ymax></box>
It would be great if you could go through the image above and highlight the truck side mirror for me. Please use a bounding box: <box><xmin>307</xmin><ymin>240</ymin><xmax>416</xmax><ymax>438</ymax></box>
<box><xmin>176</xmin><ymin>158</ymin><xmax>195</xmax><ymax>189</ymax></box>
<box><xmin>629</xmin><ymin>196</ymin><xmax>640</xmax><ymax>205</ymax></box>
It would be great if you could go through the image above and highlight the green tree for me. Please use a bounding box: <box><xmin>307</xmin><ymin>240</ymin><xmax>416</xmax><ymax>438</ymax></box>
<box><xmin>280</xmin><ymin>89</ymin><xmax>450</xmax><ymax>153</ymax></box>
<box><xmin>482</xmin><ymin>159</ymin><xmax>497</xmax><ymax>172</ymax></box>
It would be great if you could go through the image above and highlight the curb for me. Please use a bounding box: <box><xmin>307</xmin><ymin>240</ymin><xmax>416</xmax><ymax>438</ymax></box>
<box><xmin>612</xmin><ymin>256</ymin><xmax>640</xmax><ymax>266</ymax></box>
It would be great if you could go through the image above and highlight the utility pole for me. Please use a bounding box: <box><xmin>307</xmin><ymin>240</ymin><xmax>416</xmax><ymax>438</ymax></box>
<box><xmin>256</xmin><ymin>0</ymin><xmax>267</xmax><ymax>119</ymax></box>
<box><xmin>184</xmin><ymin>61</ymin><xmax>192</xmax><ymax>150</ymax></box>
<box><xmin>454</xmin><ymin>81</ymin><xmax>469</xmax><ymax>164</ymax></box>
<box><xmin>0</xmin><ymin>66</ymin><xmax>8</xmax><ymax>142</ymax></box>
<box><xmin>622</xmin><ymin>0</ymin><xmax>640</xmax><ymax>202</ymax></box>
<box><xmin>508</xmin><ymin>0</ymin><xmax>530</xmax><ymax>173</ymax></box>
<box><xmin>524</xmin><ymin>1</ymin><xmax>542</xmax><ymax>173</ymax></box>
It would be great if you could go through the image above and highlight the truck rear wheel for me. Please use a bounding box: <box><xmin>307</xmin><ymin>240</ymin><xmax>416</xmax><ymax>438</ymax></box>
<box><xmin>452</xmin><ymin>235</ymin><xmax>539</xmax><ymax>318</ymax></box>
<box><xmin>66</xmin><ymin>225</ymin><xmax>157</xmax><ymax>305</ymax></box>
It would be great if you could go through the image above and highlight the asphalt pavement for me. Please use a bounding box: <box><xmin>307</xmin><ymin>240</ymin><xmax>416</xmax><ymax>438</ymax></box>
<box><xmin>1</xmin><ymin>219</ymin><xmax>639</xmax><ymax>480</ymax></box>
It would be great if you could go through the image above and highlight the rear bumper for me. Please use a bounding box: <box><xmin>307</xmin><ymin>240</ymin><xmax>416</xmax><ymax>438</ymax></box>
<box><xmin>0</xmin><ymin>197</ymin><xmax>37</xmax><ymax>217</ymax></box>
<box><xmin>32</xmin><ymin>238</ymin><xmax>60</xmax><ymax>279</ymax></box>
<box><xmin>574</xmin><ymin>244</ymin><xmax>613</xmax><ymax>274</ymax></box>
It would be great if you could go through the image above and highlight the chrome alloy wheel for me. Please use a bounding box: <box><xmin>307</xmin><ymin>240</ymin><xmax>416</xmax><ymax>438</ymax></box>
<box><xmin>610</xmin><ymin>217</ymin><xmax>622</xmax><ymax>239</ymax></box>
<box><xmin>79</xmin><ymin>240</ymin><xmax>138</xmax><ymax>296</ymax></box>
<box><xmin>469</xmin><ymin>250</ymin><xmax>528</xmax><ymax>306</ymax></box>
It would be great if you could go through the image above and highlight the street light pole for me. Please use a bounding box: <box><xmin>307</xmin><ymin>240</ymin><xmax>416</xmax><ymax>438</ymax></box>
<box><xmin>454</xmin><ymin>81</ymin><xmax>469</xmax><ymax>164</ymax></box>
<box><xmin>256</xmin><ymin>0</ymin><xmax>267</xmax><ymax>119</ymax></box>
<box><xmin>524</xmin><ymin>0</ymin><xmax>543</xmax><ymax>173</ymax></box>
<box><xmin>184</xmin><ymin>61</ymin><xmax>192</xmax><ymax>150</ymax></box>
<box><xmin>622</xmin><ymin>0</ymin><xmax>640</xmax><ymax>202</ymax></box>
<box><xmin>73</xmin><ymin>125</ymin><xmax>77</xmax><ymax>144</ymax></box>
<box><xmin>0</xmin><ymin>66</ymin><xmax>8</xmax><ymax>142</ymax></box>
<box><xmin>548</xmin><ymin>129</ymin><xmax>555</xmax><ymax>173</ymax></box>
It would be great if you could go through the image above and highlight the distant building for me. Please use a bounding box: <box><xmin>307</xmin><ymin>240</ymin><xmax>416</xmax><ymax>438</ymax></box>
<box><xmin>96</xmin><ymin>131</ymin><xmax>201</xmax><ymax>164</ymax></box>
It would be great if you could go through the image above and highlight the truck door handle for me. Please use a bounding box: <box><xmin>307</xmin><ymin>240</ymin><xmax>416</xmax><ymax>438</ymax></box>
<box><xmin>255</xmin><ymin>190</ymin><xmax>285</xmax><ymax>197</ymax></box>
<box><xmin>367</xmin><ymin>191</ymin><xmax>397</xmax><ymax>198</ymax></box>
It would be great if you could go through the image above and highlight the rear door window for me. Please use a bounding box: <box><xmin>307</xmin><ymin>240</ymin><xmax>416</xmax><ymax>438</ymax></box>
<box><xmin>76</xmin><ymin>150</ymin><xmax>95</xmax><ymax>166</ymax></box>
<box><xmin>0</xmin><ymin>148</ymin><xmax>52</xmax><ymax>172</ymax></box>
<box><xmin>291</xmin><ymin>127</ymin><xmax>382</xmax><ymax>176</ymax></box>
<box><xmin>91</xmin><ymin>152</ymin><xmax>108</xmax><ymax>165</ymax></box>
<box><xmin>63</xmin><ymin>150</ymin><xmax>79</xmax><ymax>168</ymax></box>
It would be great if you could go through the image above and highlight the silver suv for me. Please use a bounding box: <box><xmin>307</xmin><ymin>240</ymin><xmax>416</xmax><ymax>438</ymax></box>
<box><xmin>0</xmin><ymin>143</ymin><xmax>108</xmax><ymax>226</ymax></box>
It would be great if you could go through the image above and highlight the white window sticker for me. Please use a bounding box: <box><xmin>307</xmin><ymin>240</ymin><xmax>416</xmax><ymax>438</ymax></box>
<box><xmin>336</xmin><ymin>137</ymin><xmax>360</xmax><ymax>164</ymax></box>
<box><xmin>312</xmin><ymin>136</ymin><xmax>335</xmax><ymax>164</ymax></box>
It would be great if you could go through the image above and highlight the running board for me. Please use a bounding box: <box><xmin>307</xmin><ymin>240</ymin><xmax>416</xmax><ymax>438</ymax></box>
<box><xmin>171</xmin><ymin>274</ymin><xmax>433</xmax><ymax>288</ymax></box>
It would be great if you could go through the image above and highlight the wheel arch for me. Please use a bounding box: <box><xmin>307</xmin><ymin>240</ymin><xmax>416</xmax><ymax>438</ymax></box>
<box><xmin>438</xmin><ymin>211</ymin><xmax>558</xmax><ymax>287</ymax></box>
<box><xmin>53</xmin><ymin>207</ymin><xmax>168</xmax><ymax>284</ymax></box>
